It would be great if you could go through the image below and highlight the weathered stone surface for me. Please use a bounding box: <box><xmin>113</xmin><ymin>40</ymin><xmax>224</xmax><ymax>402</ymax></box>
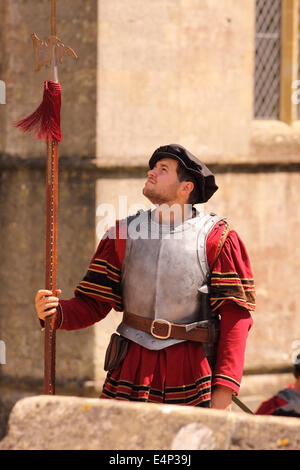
<box><xmin>0</xmin><ymin>167</ymin><xmax>96</xmax><ymax>384</ymax></box>
<box><xmin>97</xmin><ymin>0</ymin><xmax>254</xmax><ymax>164</ymax></box>
<box><xmin>250</xmin><ymin>121</ymin><xmax>300</xmax><ymax>163</ymax></box>
<box><xmin>239</xmin><ymin>373</ymin><xmax>294</xmax><ymax>398</ymax></box>
<box><xmin>1</xmin><ymin>0</ymin><xmax>97</xmax><ymax>159</ymax></box>
<box><xmin>0</xmin><ymin>373</ymin><xmax>291</xmax><ymax>440</ymax></box>
<box><xmin>228</xmin><ymin>411</ymin><xmax>300</xmax><ymax>451</ymax></box>
<box><xmin>1</xmin><ymin>395</ymin><xmax>300</xmax><ymax>450</ymax></box>
<box><xmin>0</xmin><ymin>388</ymin><xmax>36</xmax><ymax>441</ymax></box>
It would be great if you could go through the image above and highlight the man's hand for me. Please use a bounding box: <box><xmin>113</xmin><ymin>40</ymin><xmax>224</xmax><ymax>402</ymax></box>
<box><xmin>211</xmin><ymin>385</ymin><xmax>233</xmax><ymax>411</ymax></box>
<box><xmin>35</xmin><ymin>289</ymin><xmax>62</xmax><ymax>320</ymax></box>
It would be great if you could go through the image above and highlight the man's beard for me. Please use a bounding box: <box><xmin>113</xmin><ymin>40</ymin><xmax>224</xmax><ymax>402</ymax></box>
<box><xmin>143</xmin><ymin>186</ymin><xmax>166</xmax><ymax>205</ymax></box>
<box><xmin>142</xmin><ymin>184</ymin><xmax>178</xmax><ymax>205</ymax></box>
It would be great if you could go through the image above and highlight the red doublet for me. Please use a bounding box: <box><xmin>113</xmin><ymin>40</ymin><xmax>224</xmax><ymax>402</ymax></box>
<box><xmin>53</xmin><ymin>220</ymin><xmax>255</xmax><ymax>404</ymax></box>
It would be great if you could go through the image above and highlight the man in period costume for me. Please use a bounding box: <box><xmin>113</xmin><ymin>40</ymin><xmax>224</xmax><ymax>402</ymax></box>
<box><xmin>35</xmin><ymin>144</ymin><xmax>255</xmax><ymax>410</ymax></box>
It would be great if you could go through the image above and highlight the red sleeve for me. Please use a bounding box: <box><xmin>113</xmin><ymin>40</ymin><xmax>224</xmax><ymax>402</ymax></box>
<box><xmin>58</xmin><ymin>294</ymin><xmax>111</xmax><ymax>331</ymax></box>
<box><xmin>56</xmin><ymin>230</ymin><xmax>123</xmax><ymax>331</ymax></box>
<box><xmin>207</xmin><ymin>223</ymin><xmax>256</xmax><ymax>313</ymax></box>
<box><xmin>206</xmin><ymin>222</ymin><xmax>255</xmax><ymax>395</ymax></box>
<box><xmin>212</xmin><ymin>301</ymin><xmax>253</xmax><ymax>395</ymax></box>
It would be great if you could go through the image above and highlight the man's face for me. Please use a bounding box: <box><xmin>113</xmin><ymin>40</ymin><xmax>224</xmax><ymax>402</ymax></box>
<box><xmin>142</xmin><ymin>157</ymin><xmax>181</xmax><ymax>205</ymax></box>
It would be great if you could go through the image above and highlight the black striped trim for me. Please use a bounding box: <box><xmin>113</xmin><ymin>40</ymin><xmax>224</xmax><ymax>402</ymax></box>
<box><xmin>77</xmin><ymin>281</ymin><xmax>121</xmax><ymax>300</ymax></box>
<box><xmin>164</xmin><ymin>386</ymin><xmax>211</xmax><ymax>404</ymax></box>
<box><xmin>93</xmin><ymin>258</ymin><xmax>121</xmax><ymax>275</ymax></box>
<box><xmin>102</xmin><ymin>389</ymin><xmax>162</xmax><ymax>402</ymax></box>
<box><xmin>75</xmin><ymin>286</ymin><xmax>122</xmax><ymax>307</ymax></box>
<box><xmin>89</xmin><ymin>268</ymin><xmax>120</xmax><ymax>283</ymax></box>
<box><xmin>81</xmin><ymin>270</ymin><xmax>122</xmax><ymax>291</ymax></box>
<box><xmin>165</xmin><ymin>375</ymin><xmax>211</xmax><ymax>393</ymax></box>
<box><xmin>213</xmin><ymin>374</ymin><xmax>240</xmax><ymax>388</ymax></box>
<box><xmin>75</xmin><ymin>256</ymin><xmax>123</xmax><ymax>309</ymax></box>
<box><xmin>102</xmin><ymin>390</ymin><xmax>149</xmax><ymax>401</ymax></box>
<box><xmin>195</xmin><ymin>399</ymin><xmax>211</xmax><ymax>407</ymax></box>
<box><xmin>211</xmin><ymin>272</ymin><xmax>254</xmax><ymax>281</ymax></box>
<box><xmin>103</xmin><ymin>375</ymin><xmax>211</xmax><ymax>404</ymax></box>
<box><xmin>210</xmin><ymin>299</ymin><xmax>226</xmax><ymax>311</ymax></box>
<box><xmin>106</xmin><ymin>376</ymin><xmax>164</xmax><ymax>396</ymax></box>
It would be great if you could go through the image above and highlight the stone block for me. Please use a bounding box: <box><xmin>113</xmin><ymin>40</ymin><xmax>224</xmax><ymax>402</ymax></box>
<box><xmin>1</xmin><ymin>395</ymin><xmax>300</xmax><ymax>450</ymax></box>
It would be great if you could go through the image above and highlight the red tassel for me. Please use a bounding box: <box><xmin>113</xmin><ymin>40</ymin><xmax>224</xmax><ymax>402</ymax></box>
<box><xmin>14</xmin><ymin>80</ymin><xmax>62</xmax><ymax>143</ymax></box>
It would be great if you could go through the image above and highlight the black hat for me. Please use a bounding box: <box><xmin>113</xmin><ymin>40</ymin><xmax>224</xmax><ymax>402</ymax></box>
<box><xmin>149</xmin><ymin>144</ymin><xmax>218</xmax><ymax>203</ymax></box>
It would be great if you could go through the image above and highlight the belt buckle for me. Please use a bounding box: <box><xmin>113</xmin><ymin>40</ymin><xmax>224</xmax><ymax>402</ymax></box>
<box><xmin>151</xmin><ymin>319</ymin><xmax>172</xmax><ymax>339</ymax></box>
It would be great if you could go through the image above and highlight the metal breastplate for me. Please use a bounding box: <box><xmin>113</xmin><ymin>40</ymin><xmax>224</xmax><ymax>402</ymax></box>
<box><xmin>117</xmin><ymin>209</ymin><xmax>224</xmax><ymax>350</ymax></box>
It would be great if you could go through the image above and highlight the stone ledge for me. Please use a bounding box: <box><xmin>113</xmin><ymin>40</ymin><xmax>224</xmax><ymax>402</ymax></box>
<box><xmin>1</xmin><ymin>153</ymin><xmax>300</xmax><ymax>174</ymax></box>
<box><xmin>238</xmin><ymin>373</ymin><xmax>294</xmax><ymax>398</ymax></box>
<box><xmin>250</xmin><ymin>120</ymin><xmax>300</xmax><ymax>162</ymax></box>
<box><xmin>0</xmin><ymin>395</ymin><xmax>300</xmax><ymax>450</ymax></box>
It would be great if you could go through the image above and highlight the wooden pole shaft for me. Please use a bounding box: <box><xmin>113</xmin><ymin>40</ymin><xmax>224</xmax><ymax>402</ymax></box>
<box><xmin>44</xmin><ymin>0</ymin><xmax>59</xmax><ymax>396</ymax></box>
<box><xmin>44</xmin><ymin>138</ymin><xmax>58</xmax><ymax>395</ymax></box>
<box><xmin>50</xmin><ymin>0</ymin><xmax>58</xmax><ymax>82</ymax></box>
<box><xmin>51</xmin><ymin>0</ymin><xmax>56</xmax><ymax>36</ymax></box>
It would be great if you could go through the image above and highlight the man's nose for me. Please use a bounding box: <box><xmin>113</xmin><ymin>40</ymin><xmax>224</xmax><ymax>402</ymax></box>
<box><xmin>148</xmin><ymin>168</ymin><xmax>157</xmax><ymax>178</ymax></box>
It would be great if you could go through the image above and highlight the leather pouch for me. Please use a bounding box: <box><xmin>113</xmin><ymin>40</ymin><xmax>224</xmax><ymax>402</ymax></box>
<box><xmin>104</xmin><ymin>333</ymin><xmax>129</xmax><ymax>371</ymax></box>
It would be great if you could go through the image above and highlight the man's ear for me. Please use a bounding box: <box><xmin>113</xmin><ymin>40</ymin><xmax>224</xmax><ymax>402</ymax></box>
<box><xmin>180</xmin><ymin>181</ymin><xmax>194</xmax><ymax>199</ymax></box>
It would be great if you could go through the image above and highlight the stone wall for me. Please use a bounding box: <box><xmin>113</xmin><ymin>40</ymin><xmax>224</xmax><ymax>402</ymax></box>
<box><xmin>0</xmin><ymin>163</ymin><xmax>97</xmax><ymax>387</ymax></box>
<box><xmin>1</xmin><ymin>0</ymin><xmax>97</xmax><ymax>158</ymax></box>
<box><xmin>96</xmin><ymin>0</ymin><xmax>255</xmax><ymax>164</ymax></box>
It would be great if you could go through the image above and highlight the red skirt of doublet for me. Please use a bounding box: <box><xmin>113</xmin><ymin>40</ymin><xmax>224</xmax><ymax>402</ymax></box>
<box><xmin>100</xmin><ymin>340</ymin><xmax>212</xmax><ymax>406</ymax></box>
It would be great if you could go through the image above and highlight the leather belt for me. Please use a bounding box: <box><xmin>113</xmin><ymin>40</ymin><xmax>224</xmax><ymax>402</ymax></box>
<box><xmin>122</xmin><ymin>311</ymin><xmax>219</xmax><ymax>343</ymax></box>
